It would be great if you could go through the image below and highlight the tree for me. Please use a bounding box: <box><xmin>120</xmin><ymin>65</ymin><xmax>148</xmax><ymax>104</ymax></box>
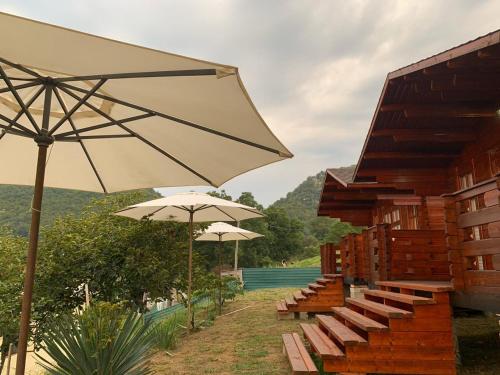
<box><xmin>32</xmin><ymin>190</ymin><xmax>195</xmax><ymax>345</ymax></box>
<box><xmin>0</xmin><ymin>228</ymin><xmax>27</xmax><ymax>372</ymax></box>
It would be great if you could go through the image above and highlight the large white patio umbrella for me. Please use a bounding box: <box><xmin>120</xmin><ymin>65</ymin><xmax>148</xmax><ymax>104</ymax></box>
<box><xmin>115</xmin><ymin>192</ymin><xmax>264</xmax><ymax>328</ymax></box>
<box><xmin>0</xmin><ymin>12</ymin><xmax>292</xmax><ymax>373</ymax></box>
<box><xmin>196</xmin><ymin>222</ymin><xmax>263</xmax><ymax>313</ymax></box>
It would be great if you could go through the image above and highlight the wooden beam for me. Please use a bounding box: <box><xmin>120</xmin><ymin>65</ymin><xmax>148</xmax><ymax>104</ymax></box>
<box><xmin>380</xmin><ymin>103</ymin><xmax>497</xmax><ymax>118</ymax></box>
<box><xmin>371</xmin><ymin>128</ymin><xmax>477</xmax><ymax>143</ymax></box>
<box><xmin>363</xmin><ymin>151</ymin><xmax>458</xmax><ymax>160</ymax></box>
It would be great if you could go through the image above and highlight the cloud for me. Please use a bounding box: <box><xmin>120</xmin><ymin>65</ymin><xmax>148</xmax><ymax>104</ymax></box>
<box><xmin>1</xmin><ymin>0</ymin><xmax>499</xmax><ymax>205</ymax></box>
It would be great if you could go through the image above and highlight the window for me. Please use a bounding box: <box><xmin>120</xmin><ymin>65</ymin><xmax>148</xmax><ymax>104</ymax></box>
<box><xmin>459</xmin><ymin>173</ymin><xmax>473</xmax><ymax>190</ymax></box>
<box><xmin>408</xmin><ymin>206</ymin><xmax>418</xmax><ymax>230</ymax></box>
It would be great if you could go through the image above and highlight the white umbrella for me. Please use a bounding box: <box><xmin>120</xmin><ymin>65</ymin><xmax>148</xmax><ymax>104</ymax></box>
<box><xmin>115</xmin><ymin>193</ymin><xmax>264</xmax><ymax>327</ymax></box>
<box><xmin>0</xmin><ymin>12</ymin><xmax>291</xmax><ymax>373</ymax></box>
<box><xmin>196</xmin><ymin>222</ymin><xmax>263</xmax><ymax>313</ymax></box>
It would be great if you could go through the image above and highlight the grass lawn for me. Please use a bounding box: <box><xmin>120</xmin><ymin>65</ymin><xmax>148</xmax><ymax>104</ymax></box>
<box><xmin>151</xmin><ymin>288</ymin><xmax>499</xmax><ymax>375</ymax></box>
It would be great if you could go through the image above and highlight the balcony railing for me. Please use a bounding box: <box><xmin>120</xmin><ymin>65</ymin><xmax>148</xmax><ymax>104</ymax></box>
<box><xmin>443</xmin><ymin>173</ymin><xmax>500</xmax><ymax>298</ymax></box>
<box><xmin>331</xmin><ymin>225</ymin><xmax>449</xmax><ymax>285</ymax></box>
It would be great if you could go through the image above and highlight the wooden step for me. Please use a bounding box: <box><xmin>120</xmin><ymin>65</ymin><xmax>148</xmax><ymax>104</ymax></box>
<box><xmin>282</xmin><ymin>333</ymin><xmax>319</xmax><ymax>374</ymax></box>
<box><xmin>316</xmin><ymin>278</ymin><xmax>331</xmax><ymax>285</ymax></box>
<box><xmin>324</xmin><ymin>273</ymin><xmax>342</xmax><ymax>279</ymax></box>
<box><xmin>276</xmin><ymin>300</ymin><xmax>288</xmax><ymax>313</ymax></box>
<box><xmin>308</xmin><ymin>283</ymin><xmax>326</xmax><ymax>290</ymax></box>
<box><xmin>332</xmin><ymin>306</ymin><xmax>388</xmax><ymax>332</ymax></box>
<box><xmin>346</xmin><ymin>298</ymin><xmax>413</xmax><ymax>319</ymax></box>
<box><xmin>294</xmin><ymin>291</ymin><xmax>306</xmax><ymax>301</ymax></box>
<box><xmin>364</xmin><ymin>289</ymin><xmax>435</xmax><ymax>305</ymax></box>
<box><xmin>286</xmin><ymin>296</ymin><xmax>298</xmax><ymax>307</ymax></box>
<box><xmin>316</xmin><ymin>314</ymin><xmax>367</xmax><ymax>346</ymax></box>
<box><xmin>376</xmin><ymin>280</ymin><xmax>453</xmax><ymax>293</ymax></box>
<box><xmin>300</xmin><ymin>323</ymin><xmax>345</xmax><ymax>359</ymax></box>
<box><xmin>301</xmin><ymin>288</ymin><xmax>317</xmax><ymax>296</ymax></box>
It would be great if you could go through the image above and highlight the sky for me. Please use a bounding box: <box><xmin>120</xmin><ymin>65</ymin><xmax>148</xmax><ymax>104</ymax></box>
<box><xmin>1</xmin><ymin>0</ymin><xmax>499</xmax><ymax>206</ymax></box>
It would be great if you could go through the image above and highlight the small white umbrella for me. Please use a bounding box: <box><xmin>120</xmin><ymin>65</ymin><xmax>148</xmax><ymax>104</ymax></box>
<box><xmin>115</xmin><ymin>192</ymin><xmax>264</xmax><ymax>328</ymax></box>
<box><xmin>196</xmin><ymin>222</ymin><xmax>263</xmax><ymax>313</ymax></box>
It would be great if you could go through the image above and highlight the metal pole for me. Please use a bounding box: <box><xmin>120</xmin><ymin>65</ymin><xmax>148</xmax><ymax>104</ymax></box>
<box><xmin>186</xmin><ymin>210</ymin><xmax>194</xmax><ymax>332</ymax></box>
<box><xmin>234</xmin><ymin>221</ymin><xmax>240</xmax><ymax>272</ymax></box>
<box><xmin>16</xmin><ymin>83</ymin><xmax>53</xmax><ymax>375</ymax></box>
<box><xmin>218</xmin><ymin>235</ymin><xmax>223</xmax><ymax>315</ymax></box>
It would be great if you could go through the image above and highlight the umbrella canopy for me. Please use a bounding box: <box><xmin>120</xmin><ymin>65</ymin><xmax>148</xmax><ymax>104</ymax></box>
<box><xmin>196</xmin><ymin>221</ymin><xmax>263</xmax><ymax>241</ymax></box>
<box><xmin>115</xmin><ymin>192</ymin><xmax>263</xmax><ymax>222</ymax></box>
<box><xmin>0</xmin><ymin>12</ymin><xmax>291</xmax><ymax>374</ymax></box>
<box><xmin>195</xmin><ymin>221</ymin><xmax>262</xmax><ymax>314</ymax></box>
<box><xmin>0</xmin><ymin>12</ymin><xmax>292</xmax><ymax>192</ymax></box>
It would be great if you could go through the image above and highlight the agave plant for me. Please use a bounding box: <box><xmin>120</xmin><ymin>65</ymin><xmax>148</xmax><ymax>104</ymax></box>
<box><xmin>37</xmin><ymin>304</ymin><xmax>155</xmax><ymax>375</ymax></box>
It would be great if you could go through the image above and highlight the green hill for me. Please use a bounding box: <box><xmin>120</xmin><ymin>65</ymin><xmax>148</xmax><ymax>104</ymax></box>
<box><xmin>270</xmin><ymin>165</ymin><xmax>356</xmax><ymax>235</ymax></box>
<box><xmin>0</xmin><ymin>185</ymin><xmax>158</xmax><ymax>236</ymax></box>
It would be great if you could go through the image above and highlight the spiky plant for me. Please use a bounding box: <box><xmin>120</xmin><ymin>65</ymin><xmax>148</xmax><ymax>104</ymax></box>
<box><xmin>37</xmin><ymin>304</ymin><xmax>155</xmax><ymax>375</ymax></box>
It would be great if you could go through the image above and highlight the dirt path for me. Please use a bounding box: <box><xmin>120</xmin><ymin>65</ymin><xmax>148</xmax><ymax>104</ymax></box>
<box><xmin>151</xmin><ymin>288</ymin><xmax>301</xmax><ymax>375</ymax></box>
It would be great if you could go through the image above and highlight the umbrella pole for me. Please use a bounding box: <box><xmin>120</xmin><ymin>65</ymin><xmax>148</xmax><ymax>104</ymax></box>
<box><xmin>187</xmin><ymin>210</ymin><xmax>194</xmax><ymax>332</ymax></box>
<box><xmin>218</xmin><ymin>236</ymin><xmax>223</xmax><ymax>315</ymax></box>
<box><xmin>234</xmin><ymin>221</ymin><xmax>239</xmax><ymax>272</ymax></box>
<box><xmin>16</xmin><ymin>85</ymin><xmax>53</xmax><ymax>375</ymax></box>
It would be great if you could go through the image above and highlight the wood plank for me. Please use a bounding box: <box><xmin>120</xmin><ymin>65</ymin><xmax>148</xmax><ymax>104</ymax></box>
<box><xmin>457</xmin><ymin>205</ymin><xmax>500</xmax><ymax>228</ymax></box>
<box><xmin>332</xmin><ymin>306</ymin><xmax>388</xmax><ymax>332</ymax></box>
<box><xmin>363</xmin><ymin>290</ymin><xmax>435</xmax><ymax>305</ymax></box>
<box><xmin>282</xmin><ymin>333</ymin><xmax>318</xmax><ymax>374</ymax></box>
<box><xmin>286</xmin><ymin>297</ymin><xmax>298</xmax><ymax>307</ymax></box>
<box><xmin>302</xmin><ymin>288</ymin><xmax>317</xmax><ymax>296</ymax></box>
<box><xmin>277</xmin><ymin>301</ymin><xmax>288</xmax><ymax>312</ymax></box>
<box><xmin>364</xmin><ymin>151</ymin><xmax>458</xmax><ymax>160</ymax></box>
<box><xmin>316</xmin><ymin>315</ymin><xmax>367</xmax><ymax>346</ymax></box>
<box><xmin>375</xmin><ymin>280</ymin><xmax>454</xmax><ymax>292</ymax></box>
<box><xmin>346</xmin><ymin>298</ymin><xmax>413</xmax><ymax>319</ymax></box>
<box><xmin>300</xmin><ymin>323</ymin><xmax>345</xmax><ymax>359</ymax></box>
<box><xmin>461</xmin><ymin>237</ymin><xmax>500</xmax><ymax>256</ymax></box>
<box><xmin>292</xmin><ymin>332</ymin><xmax>319</xmax><ymax>374</ymax></box>
<box><xmin>294</xmin><ymin>291</ymin><xmax>306</xmax><ymax>301</ymax></box>
<box><xmin>308</xmin><ymin>283</ymin><xmax>326</xmax><ymax>290</ymax></box>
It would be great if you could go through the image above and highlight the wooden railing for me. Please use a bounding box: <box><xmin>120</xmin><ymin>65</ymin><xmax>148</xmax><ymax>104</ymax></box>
<box><xmin>444</xmin><ymin>174</ymin><xmax>500</xmax><ymax>304</ymax></box>
<box><xmin>336</xmin><ymin>225</ymin><xmax>449</xmax><ymax>284</ymax></box>
<box><xmin>320</xmin><ymin>243</ymin><xmax>341</xmax><ymax>274</ymax></box>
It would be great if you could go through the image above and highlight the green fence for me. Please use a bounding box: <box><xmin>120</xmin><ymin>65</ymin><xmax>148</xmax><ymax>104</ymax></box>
<box><xmin>143</xmin><ymin>294</ymin><xmax>209</xmax><ymax>324</ymax></box>
<box><xmin>242</xmin><ymin>267</ymin><xmax>322</xmax><ymax>290</ymax></box>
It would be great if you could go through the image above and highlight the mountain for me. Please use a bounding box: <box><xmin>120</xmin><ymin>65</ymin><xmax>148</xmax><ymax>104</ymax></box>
<box><xmin>0</xmin><ymin>185</ymin><xmax>158</xmax><ymax>236</ymax></box>
<box><xmin>270</xmin><ymin>165</ymin><xmax>356</xmax><ymax>226</ymax></box>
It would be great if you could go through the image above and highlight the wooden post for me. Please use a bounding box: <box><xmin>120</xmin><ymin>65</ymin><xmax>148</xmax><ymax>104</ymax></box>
<box><xmin>16</xmin><ymin>83</ymin><xmax>54</xmax><ymax>375</ymax></box>
<box><xmin>234</xmin><ymin>221</ymin><xmax>240</xmax><ymax>271</ymax></box>
<box><xmin>187</xmin><ymin>209</ymin><xmax>194</xmax><ymax>332</ymax></box>
<box><xmin>16</xmin><ymin>144</ymin><xmax>48</xmax><ymax>375</ymax></box>
<box><xmin>6</xmin><ymin>343</ymin><xmax>13</xmax><ymax>375</ymax></box>
<box><xmin>218</xmin><ymin>236</ymin><xmax>223</xmax><ymax>315</ymax></box>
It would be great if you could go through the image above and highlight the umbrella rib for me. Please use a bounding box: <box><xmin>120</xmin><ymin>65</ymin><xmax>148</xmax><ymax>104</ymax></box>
<box><xmin>0</xmin><ymin>57</ymin><xmax>42</xmax><ymax>78</ymax></box>
<box><xmin>0</xmin><ymin>85</ymin><xmax>45</xmax><ymax>141</ymax></box>
<box><xmin>57</xmin><ymin>134</ymin><xmax>135</xmax><ymax>141</ymax></box>
<box><xmin>57</xmin><ymin>85</ymin><xmax>217</xmax><ymax>187</ymax></box>
<box><xmin>48</xmin><ymin>79</ymin><xmax>107</xmax><ymax>136</ymax></box>
<box><xmin>54</xmin><ymin>114</ymin><xmax>155</xmax><ymax>139</ymax></box>
<box><xmin>54</xmin><ymin>69</ymin><xmax>218</xmax><ymax>83</ymax></box>
<box><xmin>213</xmin><ymin>206</ymin><xmax>238</xmax><ymax>222</ymax></box>
<box><xmin>0</xmin><ymin>113</ymin><xmax>37</xmax><ymax>137</ymax></box>
<box><xmin>0</xmin><ymin>124</ymin><xmax>33</xmax><ymax>138</ymax></box>
<box><xmin>53</xmin><ymin>87</ymin><xmax>108</xmax><ymax>193</ymax></box>
<box><xmin>0</xmin><ymin>66</ymin><xmax>41</xmax><ymax>133</ymax></box>
<box><xmin>58</xmin><ymin>82</ymin><xmax>286</xmax><ymax>156</ymax></box>
<box><xmin>0</xmin><ymin>81</ymin><xmax>41</xmax><ymax>94</ymax></box>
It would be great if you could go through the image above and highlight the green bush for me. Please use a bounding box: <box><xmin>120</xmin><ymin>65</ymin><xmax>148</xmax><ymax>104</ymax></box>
<box><xmin>37</xmin><ymin>303</ymin><xmax>155</xmax><ymax>375</ymax></box>
<box><xmin>151</xmin><ymin>312</ymin><xmax>184</xmax><ymax>350</ymax></box>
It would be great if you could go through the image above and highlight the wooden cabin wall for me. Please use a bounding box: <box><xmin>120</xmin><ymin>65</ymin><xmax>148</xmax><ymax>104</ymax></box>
<box><xmin>448</xmin><ymin>120</ymin><xmax>500</xmax><ymax>190</ymax></box>
<box><xmin>372</xmin><ymin>199</ymin><xmax>445</xmax><ymax>231</ymax></box>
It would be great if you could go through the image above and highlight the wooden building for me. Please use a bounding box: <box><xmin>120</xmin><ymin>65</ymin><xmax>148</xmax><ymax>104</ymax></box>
<box><xmin>318</xmin><ymin>31</ymin><xmax>500</xmax><ymax>312</ymax></box>
<box><xmin>282</xmin><ymin>30</ymin><xmax>500</xmax><ymax>375</ymax></box>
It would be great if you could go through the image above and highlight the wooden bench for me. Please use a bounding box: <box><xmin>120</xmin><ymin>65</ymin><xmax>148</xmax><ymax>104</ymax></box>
<box><xmin>282</xmin><ymin>333</ymin><xmax>319</xmax><ymax>374</ymax></box>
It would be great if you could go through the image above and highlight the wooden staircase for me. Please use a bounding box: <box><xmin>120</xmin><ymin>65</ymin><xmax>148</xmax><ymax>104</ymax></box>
<box><xmin>294</xmin><ymin>280</ymin><xmax>457</xmax><ymax>374</ymax></box>
<box><xmin>277</xmin><ymin>274</ymin><xmax>344</xmax><ymax>318</ymax></box>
